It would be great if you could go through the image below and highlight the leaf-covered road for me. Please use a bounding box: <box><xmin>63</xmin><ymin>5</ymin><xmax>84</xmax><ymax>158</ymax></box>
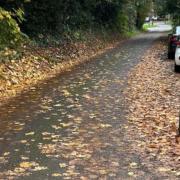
<box><xmin>0</xmin><ymin>31</ymin><xmax>170</xmax><ymax>179</ymax></box>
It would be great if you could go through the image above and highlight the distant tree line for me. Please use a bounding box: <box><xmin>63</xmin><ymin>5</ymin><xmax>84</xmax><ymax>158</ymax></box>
<box><xmin>166</xmin><ymin>0</ymin><xmax>180</xmax><ymax>25</ymax></box>
<box><xmin>154</xmin><ymin>0</ymin><xmax>180</xmax><ymax>25</ymax></box>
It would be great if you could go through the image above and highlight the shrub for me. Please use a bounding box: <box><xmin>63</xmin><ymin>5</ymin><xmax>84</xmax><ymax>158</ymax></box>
<box><xmin>0</xmin><ymin>8</ymin><xmax>25</xmax><ymax>49</ymax></box>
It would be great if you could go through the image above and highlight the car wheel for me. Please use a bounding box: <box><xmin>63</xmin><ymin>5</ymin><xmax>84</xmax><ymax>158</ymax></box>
<box><xmin>174</xmin><ymin>63</ymin><xmax>180</xmax><ymax>72</ymax></box>
<box><xmin>168</xmin><ymin>52</ymin><xmax>174</xmax><ymax>59</ymax></box>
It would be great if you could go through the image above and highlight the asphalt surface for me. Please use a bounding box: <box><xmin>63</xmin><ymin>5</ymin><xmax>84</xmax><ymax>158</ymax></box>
<box><xmin>0</xmin><ymin>23</ymin><xmax>172</xmax><ymax>179</ymax></box>
<box><xmin>147</xmin><ymin>21</ymin><xmax>172</xmax><ymax>32</ymax></box>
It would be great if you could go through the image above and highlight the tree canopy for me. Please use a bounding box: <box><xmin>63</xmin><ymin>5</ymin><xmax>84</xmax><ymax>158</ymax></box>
<box><xmin>166</xmin><ymin>0</ymin><xmax>180</xmax><ymax>25</ymax></box>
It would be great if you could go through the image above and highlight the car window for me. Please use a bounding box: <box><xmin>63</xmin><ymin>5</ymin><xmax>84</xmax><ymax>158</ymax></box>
<box><xmin>176</xmin><ymin>26</ymin><xmax>180</xmax><ymax>35</ymax></box>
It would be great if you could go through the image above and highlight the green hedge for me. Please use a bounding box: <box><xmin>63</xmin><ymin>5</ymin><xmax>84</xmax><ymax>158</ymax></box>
<box><xmin>0</xmin><ymin>0</ymin><xmax>153</xmax><ymax>39</ymax></box>
<box><xmin>0</xmin><ymin>8</ymin><xmax>24</xmax><ymax>49</ymax></box>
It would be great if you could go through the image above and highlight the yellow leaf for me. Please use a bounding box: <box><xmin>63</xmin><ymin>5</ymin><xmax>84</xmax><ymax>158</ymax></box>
<box><xmin>62</xmin><ymin>90</ymin><xmax>71</xmax><ymax>96</ymax></box>
<box><xmin>60</xmin><ymin>123</ymin><xmax>72</xmax><ymax>127</ymax></box>
<box><xmin>99</xmin><ymin>169</ymin><xmax>108</xmax><ymax>175</ymax></box>
<box><xmin>25</xmin><ymin>132</ymin><xmax>35</xmax><ymax>136</ymax></box>
<box><xmin>82</xmin><ymin>94</ymin><xmax>91</xmax><ymax>99</ymax></box>
<box><xmin>3</xmin><ymin>152</ymin><xmax>10</xmax><ymax>156</ymax></box>
<box><xmin>158</xmin><ymin>167</ymin><xmax>170</xmax><ymax>172</ymax></box>
<box><xmin>20</xmin><ymin>140</ymin><xmax>27</xmax><ymax>144</ymax></box>
<box><xmin>99</xmin><ymin>123</ymin><xmax>112</xmax><ymax>128</ymax></box>
<box><xmin>130</xmin><ymin>162</ymin><xmax>137</xmax><ymax>168</ymax></box>
<box><xmin>128</xmin><ymin>172</ymin><xmax>134</xmax><ymax>176</ymax></box>
<box><xmin>52</xmin><ymin>173</ymin><xmax>62</xmax><ymax>177</ymax></box>
<box><xmin>59</xmin><ymin>163</ymin><xmax>67</xmax><ymax>168</ymax></box>
<box><xmin>19</xmin><ymin>162</ymin><xmax>33</xmax><ymax>168</ymax></box>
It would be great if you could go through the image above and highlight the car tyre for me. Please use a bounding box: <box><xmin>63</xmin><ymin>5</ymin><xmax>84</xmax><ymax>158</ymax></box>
<box><xmin>168</xmin><ymin>52</ymin><xmax>174</xmax><ymax>59</ymax></box>
<box><xmin>174</xmin><ymin>63</ymin><xmax>180</xmax><ymax>72</ymax></box>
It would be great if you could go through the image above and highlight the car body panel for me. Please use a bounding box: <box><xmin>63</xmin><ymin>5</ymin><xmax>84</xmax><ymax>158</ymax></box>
<box><xmin>176</xmin><ymin>26</ymin><xmax>180</xmax><ymax>35</ymax></box>
<box><xmin>168</xmin><ymin>26</ymin><xmax>180</xmax><ymax>58</ymax></box>
<box><xmin>175</xmin><ymin>46</ymin><xmax>180</xmax><ymax>66</ymax></box>
<box><xmin>152</xmin><ymin>16</ymin><xmax>158</xmax><ymax>21</ymax></box>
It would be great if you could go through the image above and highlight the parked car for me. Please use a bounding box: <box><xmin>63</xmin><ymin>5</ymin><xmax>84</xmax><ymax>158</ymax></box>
<box><xmin>168</xmin><ymin>26</ymin><xmax>180</xmax><ymax>59</ymax></box>
<box><xmin>152</xmin><ymin>16</ymin><xmax>158</xmax><ymax>21</ymax></box>
<box><xmin>175</xmin><ymin>42</ymin><xmax>180</xmax><ymax>72</ymax></box>
<box><xmin>145</xmin><ymin>17</ymin><xmax>150</xmax><ymax>23</ymax></box>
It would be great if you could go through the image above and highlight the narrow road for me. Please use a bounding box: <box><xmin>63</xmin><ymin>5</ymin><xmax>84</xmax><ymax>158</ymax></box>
<box><xmin>0</xmin><ymin>23</ymin><xmax>171</xmax><ymax>179</ymax></box>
